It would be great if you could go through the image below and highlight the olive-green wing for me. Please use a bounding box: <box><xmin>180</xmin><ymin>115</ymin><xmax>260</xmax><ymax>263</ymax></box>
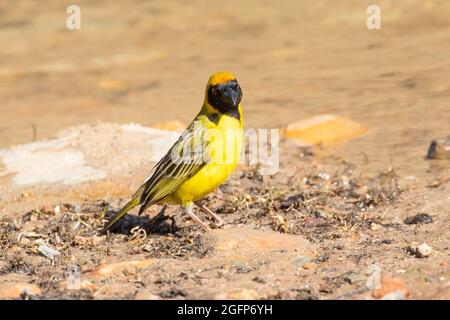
<box><xmin>136</xmin><ymin>120</ymin><xmax>209</xmax><ymax>213</ymax></box>
<box><xmin>102</xmin><ymin>119</ymin><xmax>209</xmax><ymax>232</ymax></box>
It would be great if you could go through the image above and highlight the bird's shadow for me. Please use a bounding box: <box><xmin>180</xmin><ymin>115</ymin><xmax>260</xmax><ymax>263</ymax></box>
<box><xmin>103</xmin><ymin>206</ymin><xmax>176</xmax><ymax>236</ymax></box>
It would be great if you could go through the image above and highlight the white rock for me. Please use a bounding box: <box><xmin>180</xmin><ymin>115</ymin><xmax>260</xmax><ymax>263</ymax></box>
<box><xmin>36</xmin><ymin>240</ymin><xmax>60</xmax><ymax>261</ymax></box>
<box><xmin>417</xmin><ymin>243</ymin><xmax>432</xmax><ymax>258</ymax></box>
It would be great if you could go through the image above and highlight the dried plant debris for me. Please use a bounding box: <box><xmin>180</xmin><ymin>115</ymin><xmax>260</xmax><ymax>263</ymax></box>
<box><xmin>212</xmin><ymin>166</ymin><xmax>403</xmax><ymax>241</ymax></box>
<box><xmin>404</xmin><ymin>213</ymin><xmax>433</xmax><ymax>225</ymax></box>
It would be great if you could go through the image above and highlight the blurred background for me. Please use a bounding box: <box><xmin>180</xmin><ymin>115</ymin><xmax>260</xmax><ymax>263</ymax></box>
<box><xmin>1</xmin><ymin>0</ymin><xmax>449</xmax><ymax>175</ymax></box>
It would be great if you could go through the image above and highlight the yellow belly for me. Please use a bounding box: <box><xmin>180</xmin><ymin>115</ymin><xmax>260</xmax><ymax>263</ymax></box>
<box><xmin>165</xmin><ymin>162</ymin><xmax>237</xmax><ymax>204</ymax></box>
<box><xmin>163</xmin><ymin>113</ymin><xmax>243</xmax><ymax>205</ymax></box>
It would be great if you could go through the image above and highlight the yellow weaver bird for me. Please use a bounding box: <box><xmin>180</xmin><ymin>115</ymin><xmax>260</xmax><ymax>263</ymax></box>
<box><xmin>103</xmin><ymin>71</ymin><xmax>243</xmax><ymax>231</ymax></box>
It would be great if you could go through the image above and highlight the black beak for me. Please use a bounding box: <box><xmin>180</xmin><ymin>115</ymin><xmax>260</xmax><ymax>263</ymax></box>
<box><xmin>223</xmin><ymin>86</ymin><xmax>240</xmax><ymax>107</ymax></box>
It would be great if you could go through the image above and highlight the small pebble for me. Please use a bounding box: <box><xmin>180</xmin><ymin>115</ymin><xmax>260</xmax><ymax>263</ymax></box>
<box><xmin>36</xmin><ymin>240</ymin><xmax>60</xmax><ymax>261</ymax></box>
<box><xmin>408</xmin><ymin>242</ymin><xmax>433</xmax><ymax>258</ymax></box>
<box><xmin>370</xmin><ymin>223</ymin><xmax>382</xmax><ymax>231</ymax></box>
<box><xmin>302</xmin><ymin>262</ymin><xmax>316</xmax><ymax>270</ymax></box>
<box><xmin>427</xmin><ymin>136</ymin><xmax>450</xmax><ymax>159</ymax></box>
<box><xmin>417</xmin><ymin>243</ymin><xmax>432</xmax><ymax>258</ymax></box>
<box><xmin>54</xmin><ymin>205</ymin><xmax>68</xmax><ymax>214</ymax></box>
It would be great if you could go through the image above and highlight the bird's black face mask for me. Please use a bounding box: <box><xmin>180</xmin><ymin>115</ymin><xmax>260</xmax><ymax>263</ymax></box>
<box><xmin>207</xmin><ymin>80</ymin><xmax>242</xmax><ymax>120</ymax></box>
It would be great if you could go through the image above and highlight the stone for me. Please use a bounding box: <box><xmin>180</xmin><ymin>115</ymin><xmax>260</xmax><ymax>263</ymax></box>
<box><xmin>302</xmin><ymin>262</ymin><xmax>316</xmax><ymax>270</ymax></box>
<box><xmin>427</xmin><ymin>136</ymin><xmax>450</xmax><ymax>159</ymax></box>
<box><xmin>407</xmin><ymin>242</ymin><xmax>433</xmax><ymax>258</ymax></box>
<box><xmin>54</xmin><ymin>205</ymin><xmax>68</xmax><ymax>214</ymax></box>
<box><xmin>36</xmin><ymin>240</ymin><xmax>60</xmax><ymax>261</ymax></box>
<box><xmin>283</xmin><ymin>114</ymin><xmax>367</xmax><ymax>147</ymax></box>
<box><xmin>40</xmin><ymin>204</ymin><xmax>68</xmax><ymax>215</ymax></box>
<box><xmin>416</xmin><ymin>243</ymin><xmax>433</xmax><ymax>258</ymax></box>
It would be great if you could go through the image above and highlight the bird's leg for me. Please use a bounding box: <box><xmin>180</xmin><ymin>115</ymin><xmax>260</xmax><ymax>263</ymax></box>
<box><xmin>182</xmin><ymin>204</ymin><xmax>210</xmax><ymax>230</ymax></box>
<box><xmin>194</xmin><ymin>201</ymin><xmax>226</xmax><ymax>226</ymax></box>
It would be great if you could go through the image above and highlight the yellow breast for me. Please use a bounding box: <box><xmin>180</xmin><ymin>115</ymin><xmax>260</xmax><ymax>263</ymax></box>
<box><xmin>164</xmin><ymin>109</ymin><xmax>243</xmax><ymax>205</ymax></box>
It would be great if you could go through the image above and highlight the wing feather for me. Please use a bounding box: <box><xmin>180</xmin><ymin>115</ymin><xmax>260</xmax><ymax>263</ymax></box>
<box><xmin>137</xmin><ymin>120</ymin><xmax>209</xmax><ymax>212</ymax></box>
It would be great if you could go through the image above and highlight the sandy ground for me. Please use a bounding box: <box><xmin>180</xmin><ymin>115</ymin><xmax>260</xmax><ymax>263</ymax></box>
<box><xmin>0</xmin><ymin>0</ymin><xmax>449</xmax><ymax>299</ymax></box>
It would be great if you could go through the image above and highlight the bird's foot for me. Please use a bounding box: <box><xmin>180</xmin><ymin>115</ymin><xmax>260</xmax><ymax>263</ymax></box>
<box><xmin>194</xmin><ymin>201</ymin><xmax>226</xmax><ymax>227</ymax></box>
<box><xmin>182</xmin><ymin>202</ymin><xmax>226</xmax><ymax>230</ymax></box>
<box><xmin>185</xmin><ymin>209</ymin><xmax>210</xmax><ymax>230</ymax></box>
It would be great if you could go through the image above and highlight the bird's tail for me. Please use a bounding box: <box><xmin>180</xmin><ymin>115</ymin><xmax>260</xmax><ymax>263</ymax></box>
<box><xmin>102</xmin><ymin>197</ymin><xmax>140</xmax><ymax>232</ymax></box>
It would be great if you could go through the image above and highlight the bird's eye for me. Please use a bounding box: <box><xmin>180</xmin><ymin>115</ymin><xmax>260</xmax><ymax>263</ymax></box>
<box><xmin>234</xmin><ymin>83</ymin><xmax>240</xmax><ymax>90</ymax></box>
<box><xmin>212</xmin><ymin>88</ymin><xmax>218</xmax><ymax>96</ymax></box>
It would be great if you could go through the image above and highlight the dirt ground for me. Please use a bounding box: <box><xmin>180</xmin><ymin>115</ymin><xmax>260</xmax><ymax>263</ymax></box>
<box><xmin>0</xmin><ymin>0</ymin><xmax>449</xmax><ymax>299</ymax></box>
